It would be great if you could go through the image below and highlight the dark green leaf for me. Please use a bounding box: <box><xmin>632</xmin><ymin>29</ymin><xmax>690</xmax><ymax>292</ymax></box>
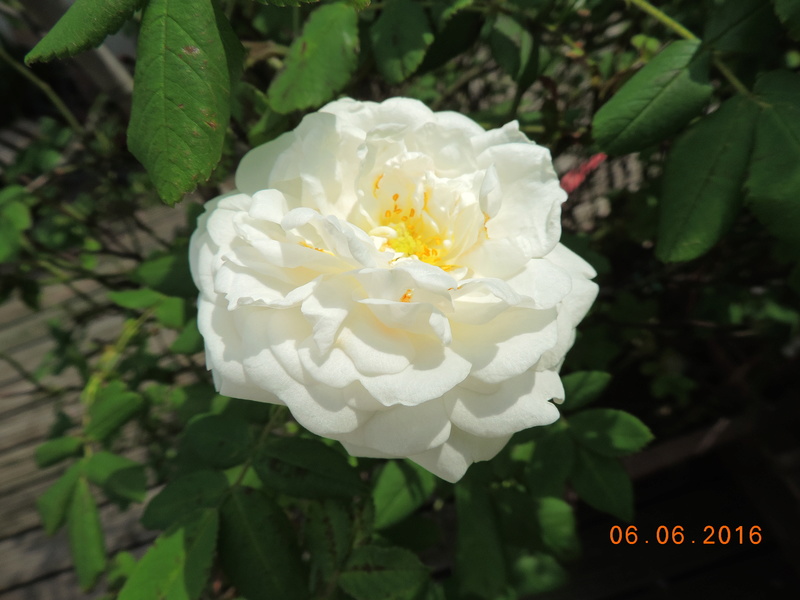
<box><xmin>512</xmin><ymin>552</ymin><xmax>569</xmax><ymax>596</ymax></box>
<box><xmin>561</xmin><ymin>371</ymin><xmax>612</xmax><ymax>412</ymax></box>
<box><xmin>371</xmin><ymin>0</ymin><xmax>434</xmax><ymax>84</ymax></box>
<box><xmin>68</xmin><ymin>476</ymin><xmax>107</xmax><ymax>590</ymax></box>
<box><xmin>593</xmin><ymin>40</ymin><xmax>712</xmax><ymax>155</ymax></box>
<box><xmin>705</xmin><ymin>0</ymin><xmax>779</xmax><ymax>55</ymax></box>
<box><xmin>774</xmin><ymin>0</ymin><xmax>800</xmax><ymax>40</ymax></box>
<box><xmin>568</xmin><ymin>409</ymin><xmax>654</xmax><ymax>457</ymax></box>
<box><xmin>142</xmin><ymin>470</ymin><xmax>229</xmax><ymax>530</ymax></box>
<box><xmin>128</xmin><ymin>0</ymin><xmax>243</xmax><ymax>204</ymax></box>
<box><xmin>268</xmin><ymin>3</ymin><xmax>359</xmax><ymax>113</ymax></box>
<box><xmin>338</xmin><ymin>545</ymin><xmax>428</xmax><ymax>600</ymax></box>
<box><xmin>133</xmin><ymin>252</ymin><xmax>197</xmax><ymax>298</ymax></box>
<box><xmin>170</xmin><ymin>317</ymin><xmax>205</xmax><ymax>354</ymax></box>
<box><xmin>183</xmin><ymin>413</ymin><xmax>251</xmax><ymax>468</ymax></box>
<box><xmin>35</xmin><ymin>436</ymin><xmax>83</xmax><ymax>468</ymax></box>
<box><xmin>26</xmin><ymin>0</ymin><xmax>141</xmax><ymax>63</ymax></box>
<box><xmin>489</xmin><ymin>14</ymin><xmax>539</xmax><ymax>90</ymax></box>
<box><xmin>85</xmin><ymin>381</ymin><xmax>144</xmax><ymax>442</ymax></box>
<box><xmin>85</xmin><ymin>451</ymin><xmax>147</xmax><ymax>504</ymax></box>
<box><xmin>657</xmin><ymin>94</ymin><xmax>759</xmax><ymax>262</ymax></box>
<box><xmin>535</xmin><ymin>497</ymin><xmax>580</xmax><ymax>560</ymax></box>
<box><xmin>372</xmin><ymin>460</ymin><xmax>436</xmax><ymax>530</ymax></box>
<box><xmin>255</xmin><ymin>0</ymin><xmax>320</xmax><ymax>6</ymax></box>
<box><xmin>746</xmin><ymin>70</ymin><xmax>800</xmax><ymax>249</ymax></box>
<box><xmin>454</xmin><ymin>466</ymin><xmax>507</xmax><ymax>597</ymax></box>
<box><xmin>155</xmin><ymin>296</ymin><xmax>187</xmax><ymax>329</ymax></box>
<box><xmin>219</xmin><ymin>488</ymin><xmax>307</xmax><ymax>600</ymax></box>
<box><xmin>253</xmin><ymin>436</ymin><xmax>366</xmax><ymax>498</ymax></box>
<box><xmin>525</xmin><ymin>424</ymin><xmax>576</xmax><ymax>498</ymax></box>
<box><xmin>305</xmin><ymin>499</ymin><xmax>354</xmax><ymax>592</ymax></box>
<box><xmin>118</xmin><ymin>508</ymin><xmax>219</xmax><ymax>600</ymax></box>
<box><xmin>37</xmin><ymin>462</ymin><xmax>82</xmax><ymax>535</ymax></box>
<box><xmin>0</xmin><ymin>186</ymin><xmax>33</xmax><ymax>262</ymax></box>
<box><xmin>570</xmin><ymin>449</ymin><xmax>633</xmax><ymax>522</ymax></box>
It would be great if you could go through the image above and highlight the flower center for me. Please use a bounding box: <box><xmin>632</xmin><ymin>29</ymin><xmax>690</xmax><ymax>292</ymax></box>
<box><xmin>373</xmin><ymin>174</ymin><xmax>454</xmax><ymax>270</ymax></box>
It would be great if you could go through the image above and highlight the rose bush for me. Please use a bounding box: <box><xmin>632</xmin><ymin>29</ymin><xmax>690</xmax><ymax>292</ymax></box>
<box><xmin>189</xmin><ymin>97</ymin><xmax>598</xmax><ymax>482</ymax></box>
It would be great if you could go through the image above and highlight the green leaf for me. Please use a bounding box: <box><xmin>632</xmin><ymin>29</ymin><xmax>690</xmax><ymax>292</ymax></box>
<box><xmin>568</xmin><ymin>409</ymin><xmax>654</xmax><ymax>457</ymax></box>
<box><xmin>561</xmin><ymin>371</ymin><xmax>612</xmax><ymax>412</ymax></box>
<box><xmin>305</xmin><ymin>499</ymin><xmax>354</xmax><ymax>592</ymax></box>
<box><xmin>512</xmin><ymin>552</ymin><xmax>569</xmax><ymax>597</ymax></box>
<box><xmin>142</xmin><ymin>470</ymin><xmax>229</xmax><ymax>530</ymax></box>
<box><xmin>454</xmin><ymin>466</ymin><xmax>507</xmax><ymax>597</ymax></box>
<box><xmin>25</xmin><ymin>0</ymin><xmax>141</xmax><ymax>63</ymax></box>
<box><xmin>118</xmin><ymin>508</ymin><xmax>218</xmax><ymax>600</ymax></box>
<box><xmin>656</xmin><ymin>94</ymin><xmax>759</xmax><ymax>262</ymax></box>
<box><xmin>592</xmin><ymin>40</ymin><xmax>712</xmax><ymax>155</ymax></box>
<box><xmin>746</xmin><ymin>70</ymin><xmax>800</xmax><ymax>249</ymax></box>
<box><xmin>133</xmin><ymin>252</ymin><xmax>197</xmax><ymax>298</ymax></box>
<box><xmin>371</xmin><ymin>0</ymin><xmax>434</xmax><ymax>84</ymax></box>
<box><xmin>219</xmin><ymin>488</ymin><xmax>307</xmax><ymax>600</ymax></box>
<box><xmin>570</xmin><ymin>449</ymin><xmax>633</xmax><ymax>522</ymax></box>
<box><xmin>128</xmin><ymin>0</ymin><xmax>243</xmax><ymax>204</ymax></box>
<box><xmin>68</xmin><ymin>476</ymin><xmax>107</xmax><ymax>590</ymax></box>
<box><xmin>35</xmin><ymin>436</ymin><xmax>83</xmax><ymax>468</ymax></box>
<box><xmin>85</xmin><ymin>451</ymin><xmax>147</xmax><ymax>504</ymax></box>
<box><xmin>536</xmin><ymin>497</ymin><xmax>580</xmax><ymax>561</ymax></box>
<box><xmin>268</xmin><ymin>3</ymin><xmax>359</xmax><ymax>113</ymax></box>
<box><xmin>85</xmin><ymin>381</ymin><xmax>144</xmax><ymax>442</ymax></box>
<box><xmin>255</xmin><ymin>0</ymin><xmax>321</xmax><ymax>6</ymax></box>
<box><xmin>155</xmin><ymin>296</ymin><xmax>187</xmax><ymax>329</ymax></box>
<box><xmin>705</xmin><ymin>0</ymin><xmax>780</xmax><ymax>55</ymax></box>
<box><xmin>372</xmin><ymin>460</ymin><xmax>436</xmax><ymax>530</ymax></box>
<box><xmin>183</xmin><ymin>413</ymin><xmax>251</xmax><ymax>468</ymax></box>
<box><xmin>774</xmin><ymin>0</ymin><xmax>800</xmax><ymax>40</ymax></box>
<box><xmin>37</xmin><ymin>462</ymin><xmax>82</xmax><ymax>535</ymax></box>
<box><xmin>488</xmin><ymin>14</ymin><xmax>539</xmax><ymax>90</ymax></box>
<box><xmin>0</xmin><ymin>186</ymin><xmax>33</xmax><ymax>262</ymax></box>
<box><xmin>338</xmin><ymin>545</ymin><xmax>429</xmax><ymax>600</ymax></box>
<box><xmin>253</xmin><ymin>436</ymin><xmax>366</xmax><ymax>498</ymax></box>
<box><xmin>170</xmin><ymin>317</ymin><xmax>204</xmax><ymax>354</ymax></box>
<box><xmin>525</xmin><ymin>424</ymin><xmax>576</xmax><ymax>498</ymax></box>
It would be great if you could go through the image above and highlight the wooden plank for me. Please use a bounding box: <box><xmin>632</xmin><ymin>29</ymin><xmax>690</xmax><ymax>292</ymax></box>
<box><xmin>0</xmin><ymin>492</ymin><xmax>156</xmax><ymax>593</ymax></box>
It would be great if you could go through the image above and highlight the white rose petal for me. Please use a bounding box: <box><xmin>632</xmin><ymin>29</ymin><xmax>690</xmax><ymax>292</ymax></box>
<box><xmin>190</xmin><ymin>97</ymin><xmax>599</xmax><ymax>482</ymax></box>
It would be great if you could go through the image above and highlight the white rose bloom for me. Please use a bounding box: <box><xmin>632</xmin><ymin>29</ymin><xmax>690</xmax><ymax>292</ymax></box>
<box><xmin>189</xmin><ymin>97</ymin><xmax>598</xmax><ymax>482</ymax></box>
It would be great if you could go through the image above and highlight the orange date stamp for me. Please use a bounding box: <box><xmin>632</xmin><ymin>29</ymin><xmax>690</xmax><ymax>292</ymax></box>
<box><xmin>610</xmin><ymin>525</ymin><xmax>762</xmax><ymax>545</ymax></box>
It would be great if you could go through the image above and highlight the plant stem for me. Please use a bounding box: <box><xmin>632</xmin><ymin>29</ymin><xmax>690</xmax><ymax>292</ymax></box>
<box><xmin>626</xmin><ymin>0</ymin><xmax>698</xmax><ymax>40</ymax></box>
<box><xmin>0</xmin><ymin>42</ymin><xmax>85</xmax><ymax>135</ymax></box>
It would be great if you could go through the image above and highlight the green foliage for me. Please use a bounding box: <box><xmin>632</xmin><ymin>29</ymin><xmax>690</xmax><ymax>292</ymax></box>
<box><xmin>561</xmin><ymin>371</ymin><xmax>612</xmax><ymax>412</ymax></box>
<box><xmin>218</xmin><ymin>488</ymin><xmax>308</xmax><ymax>600</ymax></box>
<box><xmin>128</xmin><ymin>0</ymin><xmax>243</xmax><ymax>204</ymax></box>
<box><xmin>371</xmin><ymin>0</ymin><xmax>434</xmax><ymax>84</ymax></box>
<box><xmin>372</xmin><ymin>460</ymin><xmax>436</xmax><ymax>529</ymax></box>
<box><xmin>35</xmin><ymin>436</ymin><xmax>83</xmax><ymax>468</ymax></box>
<box><xmin>68</xmin><ymin>476</ymin><xmax>107</xmax><ymax>590</ymax></box>
<box><xmin>85</xmin><ymin>381</ymin><xmax>144</xmax><ymax>442</ymax></box>
<box><xmin>85</xmin><ymin>451</ymin><xmax>147</xmax><ymax>505</ymax></box>
<box><xmin>593</xmin><ymin>40</ymin><xmax>712</xmax><ymax>155</ymax></box>
<box><xmin>570</xmin><ymin>449</ymin><xmax>634</xmax><ymax>522</ymax></box>
<box><xmin>338</xmin><ymin>545</ymin><xmax>429</xmax><ymax>600</ymax></box>
<box><xmin>118</xmin><ymin>508</ymin><xmax>218</xmax><ymax>600</ymax></box>
<box><xmin>705</xmin><ymin>0</ymin><xmax>780</xmax><ymax>55</ymax></box>
<box><xmin>37</xmin><ymin>462</ymin><xmax>82</xmax><ymax>535</ymax></box>
<box><xmin>253</xmin><ymin>436</ymin><xmax>367</xmax><ymax>498</ymax></box>
<box><xmin>133</xmin><ymin>251</ymin><xmax>197</xmax><ymax>298</ymax></box>
<box><xmin>568</xmin><ymin>409</ymin><xmax>654</xmax><ymax>457</ymax></box>
<box><xmin>268</xmin><ymin>3</ymin><xmax>359</xmax><ymax>113</ymax></box>
<box><xmin>182</xmin><ymin>413</ymin><xmax>252</xmax><ymax>468</ymax></box>
<box><xmin>746</xmin><ymin>70</ymin><xmax>800</xmax><ymax>249</ymax></box>
<box><xmin>142</xmin><ymin>470</ymin><xmax>229</xmax><ymax>530</ymax></box>
<box><xmin>0</xmin><ymin>186</ymin><xmax>33</xmax><ymax>262</ymax></box>
<box><xmin>657</xmin><ymin>94</ymin><xmax>758</xmax><ymax>261</ymax></box>
<box><xmin>489</xmin><ymin>14</ymin><xmax>540</xmax><ymax>92</ymax></box>
<box><xmin>305</xmin><ymin>499</ymin><xmax>354</xmax><ymax>592</ymax></box>
<box><xmin>26</xmin><ymin>0</ymin><xmax>141</xmax><ymax>63</ymax></box>
<box><xmin>774</xmin><ymin>0</ymin><xmax>800</xmax><ymax>40</ymax></box>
